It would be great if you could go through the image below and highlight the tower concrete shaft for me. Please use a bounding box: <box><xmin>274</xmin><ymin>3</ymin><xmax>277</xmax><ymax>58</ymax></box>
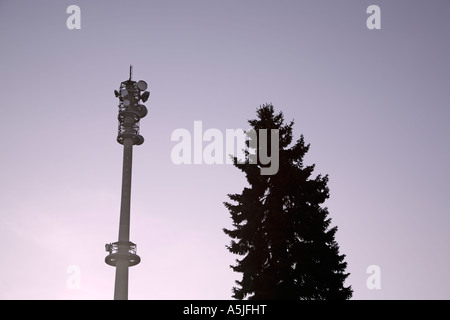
<box><xmin>118</xmin><ymin>137</ymin><xmax>133</xmax><ymax>243</ymax></box>
<box><xmin>114</xmin><ymin>137</ymin><xmax>133</xmax><ymax>300</ymax></box>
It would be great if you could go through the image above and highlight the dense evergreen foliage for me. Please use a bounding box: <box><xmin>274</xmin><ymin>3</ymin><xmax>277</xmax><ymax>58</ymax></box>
<box><xmin>224</xmin><ymin>104</ymin><xmax>352</xmax><ymax>300</ymax></box>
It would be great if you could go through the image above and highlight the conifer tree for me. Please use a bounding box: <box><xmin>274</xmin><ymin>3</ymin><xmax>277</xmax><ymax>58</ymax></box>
<box><xmin>223</xmin><ymin>104</ymin><xmax>352</xmax><ymax>300</ymax></box>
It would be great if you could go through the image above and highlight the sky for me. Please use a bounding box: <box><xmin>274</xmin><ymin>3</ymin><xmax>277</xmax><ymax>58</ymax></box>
<box><xmin>0</xmin><ymin>0</ymin><xmax>449</xmax><ymax>300</ymax></box>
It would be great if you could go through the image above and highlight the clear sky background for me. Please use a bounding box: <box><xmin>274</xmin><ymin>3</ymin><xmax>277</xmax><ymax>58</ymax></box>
<box><xmin>0</xmin><ymin>0</ymin><xmax>449</xmax><ymax>300</ymax></box>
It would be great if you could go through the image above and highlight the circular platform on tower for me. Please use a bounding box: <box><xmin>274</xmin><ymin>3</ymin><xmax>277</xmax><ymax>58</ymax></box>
<box><xmin>105</xmin><ymin>241</ymin><xmax>141</xmax><ymax>267</ymax></box>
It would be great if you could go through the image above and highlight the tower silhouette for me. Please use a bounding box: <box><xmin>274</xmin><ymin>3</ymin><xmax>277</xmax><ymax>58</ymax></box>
<box><xmin>105</xmin><ymin>66</ymin><xmax>150</xmax><ymax>300</ymax></box>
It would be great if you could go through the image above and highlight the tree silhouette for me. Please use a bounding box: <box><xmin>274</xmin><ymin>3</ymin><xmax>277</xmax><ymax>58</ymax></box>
<box><xmin>223</xmin><ymin>104</ymin><xmax>352</xmax><ymax>300</ymax></box>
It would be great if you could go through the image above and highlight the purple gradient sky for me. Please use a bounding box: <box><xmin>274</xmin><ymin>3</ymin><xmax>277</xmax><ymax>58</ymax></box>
<box><xmin>0</xmin><ymin>0</ymin><xmax>449</xmax><ymax>299</ymax></box>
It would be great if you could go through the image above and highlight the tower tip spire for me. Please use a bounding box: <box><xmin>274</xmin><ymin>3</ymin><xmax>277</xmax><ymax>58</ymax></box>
<box><xmin>129</xmin><ymin>65</ymin><xmax>133</xmax><ymax>81</ymax></box>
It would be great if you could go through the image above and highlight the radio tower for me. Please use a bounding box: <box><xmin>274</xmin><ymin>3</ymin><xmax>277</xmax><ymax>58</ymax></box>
<box><xmin>105</xmin><ymin>66</ymin><xmax>150</xmax><ymax>300</ymax></box>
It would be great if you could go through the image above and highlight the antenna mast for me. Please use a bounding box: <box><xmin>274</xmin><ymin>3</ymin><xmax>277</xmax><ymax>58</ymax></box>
<box><xmin>105</xmin><ymin>67</ymin><xmax>150</xmax><ymax>300</ymax></box>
